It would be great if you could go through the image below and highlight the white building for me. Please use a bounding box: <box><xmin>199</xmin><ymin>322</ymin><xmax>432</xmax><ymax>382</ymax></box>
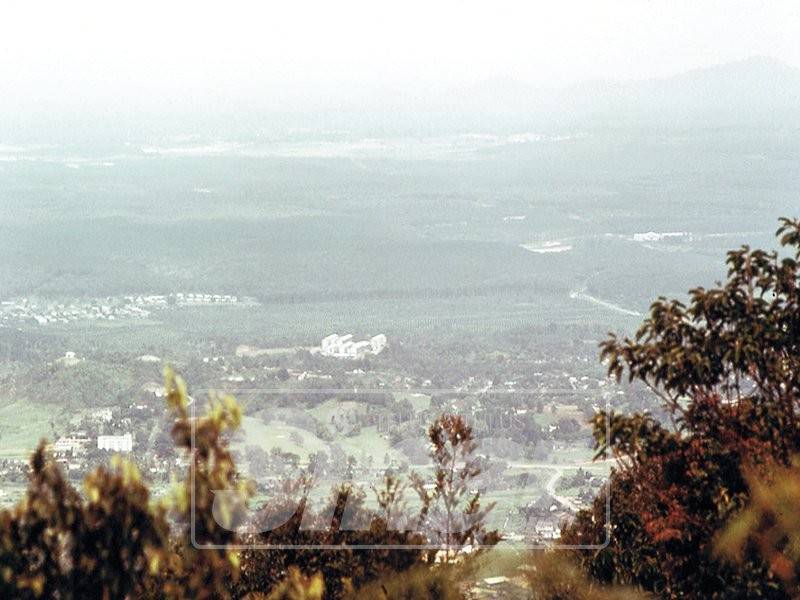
<box><xmin>53</xmin><ymin>434</ymin><xmax>91</xmax><ymax>456</ymax></box>
<box><xmin>320</xmin><ymin>333</ymin><xmax>387</xmax><ymax>359</ymax></box>
<box><xmin>97</xmin><ymin>433</ymin><xmax>134</xmax><ymax>453</ymax></box>
<box><xmin>369</xmin><ymin>334</ymin><xmax>387</xmax><ymax>354</ymax></box>
<box><xmin>57</xmin><ymin>351</ymin><xmax>82</xmax><ymax>366</ymax></box>
<box><xmin>321</xmin><ymin>334</ymin><xmax>340</xmax><ymax>353</ymax></box>
<box><xmin>351</xmin><ymin>340</ymin><xmax>372</xmax><ymax>359</ymax></box>
<box><xmin>534</xmin><ymin>522</ymin><xmax>560</xmax><ymax>540</ymax></box>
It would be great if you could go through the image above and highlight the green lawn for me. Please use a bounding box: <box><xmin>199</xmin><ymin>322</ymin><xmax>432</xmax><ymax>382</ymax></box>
<box><xmin>336</xmin><ymin>426</ymin><xmax>401</xmax><ymax>463</ymax></box>
<box><xmin>234</xmin><ymin>415</ymin><xmax>328</xmax><ymax>460</ymax></box>
<box><xmin>0</xmin><ymin>398</ymin><xmax>61</xmax><ymax>459</ymax></box>
<box><xmin>308</xmin><ymin>399</ymin><xmax>365</xmax><ymax>423</ymax></box>
<box><xmin>235</xmin><ymin>415</ymin><xmax>408</xmax><ymax>468</ymax></box>
<box><xmin>396</xmin><ymin>392</ymin><xmax>432</xmax><ymax>412</ymax></box>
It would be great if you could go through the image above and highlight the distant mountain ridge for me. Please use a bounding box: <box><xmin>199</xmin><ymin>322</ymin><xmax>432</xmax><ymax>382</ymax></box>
<box><xmin>664</xmin><ymin>56</ymin><xmax>800</xmax><ymax>85</ymax></box>
<box><xmin>624</xmin><ymin>55</ymin><xmax>800</xmax><ymax>111</ymax></box>
<box><xmin>4</xmin><ymin>57</ymin><xmax>799</xmax><ymax>142</ymax></box>
<box><xmin>450</xmin><ymin>56</ymin><xmax>800</xmax><ymax>131</ymax></box>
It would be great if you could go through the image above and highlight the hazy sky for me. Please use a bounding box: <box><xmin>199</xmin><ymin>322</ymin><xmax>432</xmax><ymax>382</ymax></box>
<box><xmin>1</xmin><ymin>0</ymin><xmax>799</xmax><ymax>116</ymax></box>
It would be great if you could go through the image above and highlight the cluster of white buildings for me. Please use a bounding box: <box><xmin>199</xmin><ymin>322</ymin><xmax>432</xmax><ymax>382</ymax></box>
<box><xmin>0</xmin><ymin>292</ymin><xmax>246</xmax><ymax>326</ymax></box>
<box><xmin>52</xmin><ymin>433</ymin><xmax>92</xmax><ymax>456</ymax></box>
<box><xmin>631</xmin><ymin>231</ymin><xmax>690</xmax><ymax>243</ymax></box>
<box><xmin>172</xmin><ymin>293</ymin><xmax>238</xmax><ymax>305</ymax></box>
<box><xmin>0</xmin><ymin>299</ymin><xmax>150</xmax><ymax>325</ymax></box>
<box><xmin>123</xmin><ymin>293</ymin><xmax>240</xmax><ymax>306</ymax></box>
<box><xmin>52</xmin><ymin>432</ymin><xmax>134</xmax><ymax>456</ymax></box>
<box><xmin>320</xmin><ymin>333</ymin><xmax>387</xmax><ymax>360</ymax></box>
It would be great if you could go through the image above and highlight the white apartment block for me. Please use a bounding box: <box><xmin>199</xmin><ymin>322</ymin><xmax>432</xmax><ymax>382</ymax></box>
<box><xmin>320</xmin><ymin>333</ymin><xmax>387</xmax><ymax>359</ymax></box>
<box><xmin>97</xmin><ymin>433</ymin><xmax>134</xmax><ymax>453</ymax></box>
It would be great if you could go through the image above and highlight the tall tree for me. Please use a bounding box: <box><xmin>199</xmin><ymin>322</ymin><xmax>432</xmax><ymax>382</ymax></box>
<box><xmin>411</xmin><ymin>414</ymin><xmax>499</xmax><ymax>562</ymax></box>
<box><xmin>562</xmin><ymin>218</ymin><xmax>800</xmax><ymax>599</ymax></box>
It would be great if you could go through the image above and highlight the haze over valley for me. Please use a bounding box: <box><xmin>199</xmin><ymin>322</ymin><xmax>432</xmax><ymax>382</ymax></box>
<box><xmin>1</xmin><ymin>54</ymin><xmax>799</xmax><ymax>552</ymax></box>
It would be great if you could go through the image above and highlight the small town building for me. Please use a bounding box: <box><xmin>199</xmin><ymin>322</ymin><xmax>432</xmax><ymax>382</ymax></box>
<box><xmin>97</xmin><ymin>433</ymin><xmax>134</xmax><ymax>453</ymax></box>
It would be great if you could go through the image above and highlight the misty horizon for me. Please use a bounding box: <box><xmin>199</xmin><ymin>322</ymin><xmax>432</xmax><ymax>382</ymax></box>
<box><xmin>2</xmin><ymin>5</ymin><xmax>800</xmax><ymax>597</ymax></box>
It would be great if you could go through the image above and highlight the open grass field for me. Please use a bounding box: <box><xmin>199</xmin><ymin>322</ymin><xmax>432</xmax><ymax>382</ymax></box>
<box><xmin>0</xmin><ymin>397</ymin><xmax>61</xmax><ymax>459</ymax></box>
<box><xmin>234</xmin><ymin>414</ymin><xmax>406</xmax><ymax>468</ymax></box>
<box><xmin>234</xmin><ymin>415</ymin><xmax>328</xmax><ymax>460</ymax></box>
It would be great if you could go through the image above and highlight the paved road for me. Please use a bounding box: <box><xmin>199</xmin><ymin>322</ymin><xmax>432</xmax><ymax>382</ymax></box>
<box><xmin>545</xmin><ymin>468</ymin><xmax>580</xmax><ymax>512</ymax></box>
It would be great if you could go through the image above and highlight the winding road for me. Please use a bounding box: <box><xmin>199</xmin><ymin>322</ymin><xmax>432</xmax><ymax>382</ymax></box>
<box><xmin>544</xmin><ymin>468</ymin><xmax>580</xmax><ymax>512</ymax></box>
